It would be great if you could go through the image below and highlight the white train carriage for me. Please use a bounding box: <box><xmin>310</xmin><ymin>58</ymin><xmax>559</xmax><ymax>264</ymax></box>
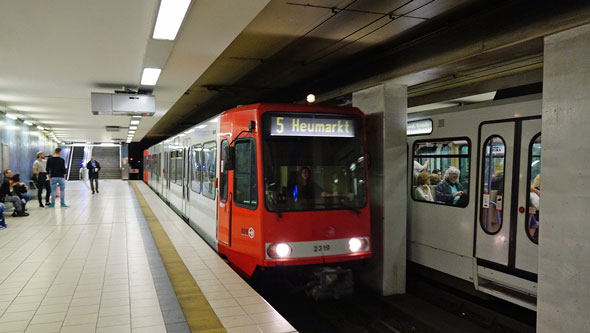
<box><xmin>146</xmin><ymin>116</ymin><xmax>221</xmax><ymax>250</ymax></box>
<box><xmin>407</xmin><ymin>94</ymin><xmax>542</xmax><ymax>310</ymax></box>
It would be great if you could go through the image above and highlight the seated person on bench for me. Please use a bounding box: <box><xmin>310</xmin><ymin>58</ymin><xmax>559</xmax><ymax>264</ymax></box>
<box><xmin>1</xmin><ymin>169</ymin><xmax>29</xmax><ymax>217</ymax></box>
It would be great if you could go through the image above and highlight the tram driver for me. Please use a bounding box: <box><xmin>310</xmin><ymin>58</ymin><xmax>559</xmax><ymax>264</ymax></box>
<box><xmin>292</xmin><ymin>167</ymin><xmax>338</xmax><ymax>203</ymax></box>
<box><xmin>435</xmin><ymin>166</ymin><xmax>466</xmax><ymax>205</ymax></box>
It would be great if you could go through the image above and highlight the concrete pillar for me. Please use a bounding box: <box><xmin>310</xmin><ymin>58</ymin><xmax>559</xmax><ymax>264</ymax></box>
<box><xmin>352</xmin><ymin>83</ymin><xmax>407</xmax><ymax>295</ymax></box>
<box><xmin>538</xmin><ymin>24</ymin><xmax>590</xmax><ymax>332</ymax></box>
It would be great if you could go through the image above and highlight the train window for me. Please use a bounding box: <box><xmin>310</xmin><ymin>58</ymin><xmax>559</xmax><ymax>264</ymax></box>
<box><xmin>261</xmin><ymin>112</ymin><xmax>367</xmax><ymax>213</ymax></box>
<box><xmin>220</xmin><ymin>140</ymin><xmax>228</xmax><ymax>203</ymax></box>
<box><xmin>526</xmin><ymin>134</ymin><xmax>541</xmax><ymax>244</ymax></box>
<box><xmin>479</xmin><ymin>135</ymin><xmax>506</xmax><ymax>234</ymax></box>
<box><xmin>190</xmin><ymin>145</ymin><xmax>202</xmax><ymax>193</ymax></box>
<box><xmin>170</xmin><ymin>151</ymin><xmax>176</xmax><ymax>183</ymax></box>
<box><xmin>412</xmin><ymin>138</ymin><xmax>470</xmax><ymax>207</ymax></box>
<box><xmin>202</xmin><ymin>141</ymin><xmax>217</xmax><ymax>200</ymax></box>
<box><xmin>174</xmin><ymin>149</ymin><xmax>183</xmax><ymax>185</ymax></box>
<box><xmin>234</xmin><ymin>138</ymin><xmax>258</xmax><ymax>209</ymax></box>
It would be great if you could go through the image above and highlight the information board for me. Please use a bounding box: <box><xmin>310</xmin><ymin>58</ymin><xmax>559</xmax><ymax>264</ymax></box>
<box><xmin>270</xmin><ymin>116</ymin><xmax>355</xmax><ymax>138</ymax></box>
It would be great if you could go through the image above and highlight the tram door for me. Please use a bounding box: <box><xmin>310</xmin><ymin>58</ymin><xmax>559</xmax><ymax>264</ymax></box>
<box><xmin>182</xmin><ymin>139</ymin><xmax>191</xmax><ymax>217</ymax></box>
<box><xmin>476</xmin><ymin>119</ymin><xmax>540</xmax><ymax>275</ymax></box>
<box><xmin>163</xmin><ymin>151</ymin><xmax>169</xmax><ymax>200</ymax></box>
<box><xmin>218</xmin><ymin>139</ymin><xmax>231</xmax><ymax>246</ymax></box>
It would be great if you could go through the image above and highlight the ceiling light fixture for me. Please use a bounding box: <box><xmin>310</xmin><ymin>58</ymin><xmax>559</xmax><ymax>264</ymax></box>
<box><xmin>152</xmin><ymin>0</ymin><xmax>191</xmax><ymax>40</ymax></box>
<box><xmin>37</xmin><ymin>125</ymin><xmax>44</xmax><ymax>130</ymax></box>
<box><xmin>196</xmin><ymin>125</ymin><xmax>207</xmax><ymax>129</ymax></box>
<box><xmin>23</xmin><ymin>120</ymin><xmax>33</xmax><ymax>126</ymax></box>
<box><xmin>129</xmin><ymin>126</ymin><xmax>137</xmax><ymax>130</ymax></box>
<box><xmin>141</xmin><ymin>68</ymin><xmax>162</xmax><ymax>85</ymax></box>
<box><xmin>6</xmin><ymin>113</ymin><xmax>18</xmax><ymax>120</ymax></box>
<box><xmin>132</xmin><ymin>115</ymin><xmax>142</xmax><ymax>118</ymax></box>
<box><xmin>130</xmin><ymin>120</ymin><xmax>140</xmax><ymax>125</ymax></box>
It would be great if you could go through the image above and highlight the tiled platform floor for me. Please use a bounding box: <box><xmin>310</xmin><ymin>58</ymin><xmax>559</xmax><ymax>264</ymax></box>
<box><xmin>0</xmin><ymin>180</ymin><xmax>295</xmax><ymax>333</ymax></box>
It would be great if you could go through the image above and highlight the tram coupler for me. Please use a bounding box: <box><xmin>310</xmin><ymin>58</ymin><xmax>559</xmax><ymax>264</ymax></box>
<box><xmin>306</xmin><ymin>267</ymin><xmax>354</xmax><ymax>300</ymax></box>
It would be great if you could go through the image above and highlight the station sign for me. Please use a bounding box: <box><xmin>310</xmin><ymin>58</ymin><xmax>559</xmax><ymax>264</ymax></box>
<box><xmin>270</xmin><ymin>116</ymin><xmax>355</xmax><ymax>138</ymax></box>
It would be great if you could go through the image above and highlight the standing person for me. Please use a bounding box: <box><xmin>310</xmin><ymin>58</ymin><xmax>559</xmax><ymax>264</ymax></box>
<box><xmin>33</xmin><ymin>152</ymin><xmax>51</xmax><ymax>207</ymax></box>
<box><xmin>46</xmin><ymin>148</ymin><xmax>68</xmax><ymax>208</ymax></box>
<box><xmin>86</xmin><ymin>157</ymin><xmax>101</xmax><ymax>194</ymax></box>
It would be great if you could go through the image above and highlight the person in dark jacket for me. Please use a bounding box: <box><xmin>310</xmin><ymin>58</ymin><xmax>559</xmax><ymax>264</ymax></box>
<box><xmin>1</xmin><ymin>169</ymin><xmax>28</xmax><ymax>216</ymax></box>
<box><xmin>435</xmin><ymin>166</ymin><xmax>466</xmax><ymax>205</ymax></box>
<box><xmin>11</xmin><ymin>174</ymin><xmax>32</xmax><ymax>205</ymax></box>
<box><xmin>86</xmin><ymin>157</ymin><xmax>101</xmax><ymax>194</ymax></box>
<box><xmin>46</xmin><ymin>148</ymin><xmax>68</xmax><ymax>208</ymax></box>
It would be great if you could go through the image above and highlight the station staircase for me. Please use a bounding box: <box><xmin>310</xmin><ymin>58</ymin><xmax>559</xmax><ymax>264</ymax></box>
<box><xmin>68</xmin><ymin>147</ymin><xmax>85</xmax><ymax>180</ymax></box>
<box><xmin>91</xmin><ymin>146</ymin><xmax>121</xmax><ymax>179</ymax></box>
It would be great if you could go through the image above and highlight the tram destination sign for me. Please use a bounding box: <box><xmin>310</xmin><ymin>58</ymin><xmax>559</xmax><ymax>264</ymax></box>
<box><xmin>270</xmin><ymin>115</ymin><xmax>355</xmax><ymax>138</ymax></box>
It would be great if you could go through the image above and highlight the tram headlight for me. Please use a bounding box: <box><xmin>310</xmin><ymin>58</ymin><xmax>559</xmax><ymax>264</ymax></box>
<box><xmin>267</xmin><ymin>243</ymin><xmax>292</xmax><ymax>259</ymax></box>
<box><xmin>349</xmin><ymin>237</ymin><xmax>368</xmax><ymax>253</ymax></box>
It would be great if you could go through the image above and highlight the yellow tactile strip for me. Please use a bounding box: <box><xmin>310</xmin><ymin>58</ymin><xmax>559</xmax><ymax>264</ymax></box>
<box><xmin>131</xmin><ymin>182</ymin><xmax>226</xmax><ymax>333</ymax></box>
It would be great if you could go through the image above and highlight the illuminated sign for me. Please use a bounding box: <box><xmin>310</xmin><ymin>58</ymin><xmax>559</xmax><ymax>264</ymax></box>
<box><xmin>407</xmin><ymin>119</ymin><xmax>433</xmax><ymax>136</ymax></box>
<box><xmin>270</xmin><ymin>116</ymin><xmax>355</xmax><ymax>137</ymax></box>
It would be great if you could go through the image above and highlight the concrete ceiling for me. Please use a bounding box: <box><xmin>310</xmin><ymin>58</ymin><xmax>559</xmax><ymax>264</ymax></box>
<box><xmin>0</xmin><ymin>0</ymin><xmax>269</xmax><ymax>143</ymax></box>
<box><xmin>1</xmin><ymin>0</ymin><xmax>589</xmax><ymax>146</ymax></box>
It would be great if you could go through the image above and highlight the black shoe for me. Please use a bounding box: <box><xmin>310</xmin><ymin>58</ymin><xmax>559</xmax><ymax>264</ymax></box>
<box><xmin>16</xmin><ymin>211</ymin><xmax>29</xmax><ymax>217</ymax></box>
<box><xmin>39</xmin><ymin>203</ymin><xmax>45</xmax><ymax>207</ymax></box>
<box><xmin>46</xmin><ymin>202</ymin><xmax>51</xmax><ymax>206</ymax></box>
<box><xmin>11</xmin><ymin>211</ymin><xmax>17</xmax><ymax>217</ymax></box>
<box><xmin>96</xmin><ymin>190</ymin><xmax>99</xmax><ymax>193</ymax></box>
<box><xmin>92</xmin><ymin>191</ymin><xmax>95</xmax><ymax>194</ymax></box>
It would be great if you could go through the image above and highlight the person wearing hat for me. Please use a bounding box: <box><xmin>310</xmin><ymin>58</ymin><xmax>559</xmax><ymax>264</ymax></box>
<box><xmin>33</xmin><ymin>151</ymin><xmax>51</xmax><ymax>207</ymax></box>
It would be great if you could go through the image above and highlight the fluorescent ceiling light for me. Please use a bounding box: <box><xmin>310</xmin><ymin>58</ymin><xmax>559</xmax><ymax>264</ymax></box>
<box><xmin>128</xmin><ymin>130</ymin><xmax>136</xmax><ymax>134</ymax></box>
<box><xmin>153</xmin><ymin>0</ymin><xmax>191</xmax><ymax>40</ymax></box>
<box><xmin>209</xmin><ymin>117</ymin><xmax>219</xmax><ymax>123</ymax></box>
<box><xmin>132</xmin><ymin>115</ymin><xmax>141</xmax><ymax>118</ymax></box>
<box><xmin>6</xmin><ymin>113</ymin><xmax>18</xmax><ymax>120</ymax></box>
<box><xmin>141</xmin><ymin>68</ymin><xmax>161</xmax><ymax>85</ymax></box>
<box><xmin>130</xmin><ymin>120</ymin><xmax>140</xmax><ymax>125</ymax></box>
<box><xmin>24</xmin><ymin>120</ymin><xmax>33</xmax><ymax>126</ymax></box>
<box><xmin>37</xmin><ymin>125</ymin><xmax>44</xmax><ymax>130</ymax></box>
<box><xmin>129</xmin><ymin>126</ymin><xmax>138</xmax><ymax>130</ymax></box>
<box><xmin>196</xmin><ymin>125</ymin><xmax>207</xmax><ymax>129</ymax></box>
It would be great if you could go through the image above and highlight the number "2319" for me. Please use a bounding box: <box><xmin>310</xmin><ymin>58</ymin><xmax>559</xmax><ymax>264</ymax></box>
<box><xmin>313</xmin><ymin>244</ymin><xmax>330</xmax><ymax>252</ymax></box>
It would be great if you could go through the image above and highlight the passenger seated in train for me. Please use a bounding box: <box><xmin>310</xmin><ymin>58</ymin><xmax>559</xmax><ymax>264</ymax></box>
<box><xmin>435</xmin><ymin>166</ymin><xmax>466</xmax><ymax>205</ymax></box>
<box><xmin>429</xmin><ymin>169</ymin><xmax>442</xmax><ymax>185</ymax></box>
<box><xmin>414</xmin><ymin>172</ymin><xmax>434</xmax><ymax>202</ymax></box>
<box><xmin>529</xmin><ymin>174</ymin><xmax>540</xmax><ymax>238</ymax></box>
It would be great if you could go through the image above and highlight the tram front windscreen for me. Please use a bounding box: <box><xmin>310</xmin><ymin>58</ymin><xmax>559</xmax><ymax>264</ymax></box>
<box><xmin>262</xmin><ymin>113</ymin><xmax>367</xmax><ymax>213</ymax></box>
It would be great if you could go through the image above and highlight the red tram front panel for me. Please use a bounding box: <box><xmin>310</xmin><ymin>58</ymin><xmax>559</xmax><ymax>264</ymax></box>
<box><xmin>217</xmin><ymin>104</ymin><xmax>371</xmax><ymax>277</ymax></box>
<box><xmin>143</xmin><ymin>149</ymin><xmax>149</xmax><ymax>184</ymax></box>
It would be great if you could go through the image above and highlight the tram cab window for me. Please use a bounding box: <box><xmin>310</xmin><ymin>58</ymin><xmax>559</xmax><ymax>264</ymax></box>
<box><xmin>262</xmin><ymin>113</ymin><xmax>367</xmax><ymax>212</ymax></box>
<box><xmin>412</xmin><ymin>138</ymin><xmax>470</xmax><ymax>207</ymax></box>
<box><xmin>201</xmin><ymin>141</ymin><xmax>217</xmax><ymax>200</ymax></box>
<box><xmin>234</xmin><ymin>139</ymin><xmax>257</xmax><ymax>209</ymax></box>
<box><xmin>480</xmin><ymin>136</ymin><xmax>506</xmax><ymax>234</ymax></box>
<box><xmin>190</xmin><ymin>145</ymin><xmax>202</xmax><ymax>193</ymax></box>
<box><xmin>527</xmin><ymin>134</ymin><xmax>541</xmax><ymax>243</ymax></box>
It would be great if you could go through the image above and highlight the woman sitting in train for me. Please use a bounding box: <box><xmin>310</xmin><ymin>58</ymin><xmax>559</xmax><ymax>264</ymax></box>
<box><xmin>435</xmin><ymin>167</ymin><xmax>465</xmax><ymax>205</ymax></box>
<box><xmin>414</xmin><ymin>172</ymin><xmax>434</xmax><ymax>202</ymax></box>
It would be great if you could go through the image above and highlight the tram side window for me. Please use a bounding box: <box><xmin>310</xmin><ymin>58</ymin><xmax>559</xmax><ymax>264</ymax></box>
<box><xmin>202</xmin><ymin>141</ymin><xmax>217</xmax><ymax>200</ymax></box>
<box><xmin>220</xmin><ymin>140</ymin><xmax>229</xmax><ymax>203</ymax></box>
<box><xmin>170</xmin><ymin>151</ymin><xmax>176</xmax><ymax>183</ymax></box>
<box><xmin>527</xmin><ymin>134</ymin><xmax>541</xmax><ymax>243</ymax></box>
<box><xmin>412</xmin><ymin>138</ymin><xmax>470</xmax><ymax>207</ymax></box>
<box><xmin>191</xmin><ymin>145</ymin><xmax>202</xmax><ymax>193</ymax></box>
<box><xmin>479</xmin><ymin>136</ymin><xmax>506</xmax><ymax>234</ymax></box>
<box><xmin>234</xmin><ymin>139</ymin><xmax>257</xmax><ymax>209</ymax></box>
<box><xmin>174</xmin><ymin>150</ymin><xmax>183</xmax><ymax>185</ymax></box>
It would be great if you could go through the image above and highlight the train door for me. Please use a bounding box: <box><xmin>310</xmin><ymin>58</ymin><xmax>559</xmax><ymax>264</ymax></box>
<box><xmin>475</xmin><ymin>118</ymin><xmax>540</xmax><ymax>300</ymax></box>
<box><xmin>218</xmin><ymin>139</ymin><xmax>231</xmax><ymax>246</ymax></box>
<box><xmin>182</xmin><ymin>139</ymin><xmax>191</xmax><ymax>217</ymax></box>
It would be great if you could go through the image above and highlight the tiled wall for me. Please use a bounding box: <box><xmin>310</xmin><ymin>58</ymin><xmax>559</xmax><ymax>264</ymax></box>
<box><xmin>0</xmin><ymin>112</ymin><xmax>57</xmax><ymax>184</ymax></box>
